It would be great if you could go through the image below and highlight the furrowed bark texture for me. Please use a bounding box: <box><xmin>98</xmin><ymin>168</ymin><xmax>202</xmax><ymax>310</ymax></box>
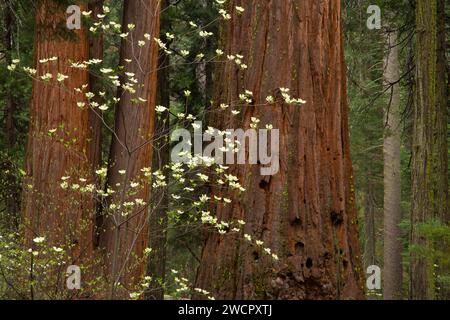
<box><xmin>411</xmin><ymin>0</ymin><xmax>448</xmax><ymax>300</ymax></box>
<box><xmin>23</xmin><ymin>1</ymin><xmax>94</xmax><ymax>263</ymax></box>
<box><xmin>100</xmin><ymin>0</ymin><xmax>160</xmax><ymax>297</ymax></box>
<box><xmin>382</xmin><ymin>31</ymin><xmax>403</xmax><ymax>300</ymax></box>
<box><xmin>195</xmin><ymin>0</ymin><xmax>364</xmax><ymax>300</ymax></box>
<box><xmin>436</xmin><ymin>0</ymin><xmax>450</xmax><ymax>300</ymax></box>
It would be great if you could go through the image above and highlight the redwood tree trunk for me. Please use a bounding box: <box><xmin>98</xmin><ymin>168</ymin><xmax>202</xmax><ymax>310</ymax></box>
<box><xmin>23</xmin><ymin>0</ymin><xmax>94</xmax><ymax>268</ymax></box>
<box><xmin>195</xmin><ymin>0</ymin><xmax>364</xmax><ymax>300</ymax></box>
<box><xmin>383</xmin><ymin>30</ymin><xmax>403</xmax><ymax>300</ymax></box>
<box><xmin>100</xmin><ymin>0</ymin><xmax>160</xmax><ymax>298</ymax></box>
<box><xmin>410</xmin><ymin>0</ymin><xmax>448</xmax><ymax>300</ymax></box>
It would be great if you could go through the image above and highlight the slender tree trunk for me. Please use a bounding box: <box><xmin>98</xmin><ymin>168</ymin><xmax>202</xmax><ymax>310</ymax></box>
<box><xmin>145</xmin><ymin>54</ymin><xmax>170</xmax><ymax>300</ymax></box>
<box><xmin>88</xmin><ymin>0</ymin><xmax>103</xmax><ymax>171</ymax></box>
<box><xmin>146</xmin><ymin>0</ymin><xmax>170</xmax><ymax>299</ymax></box>
<box><xmin>411</xmin><ymin>0</ymin><xmax>448</xmax><ymax>300</ymax></box>
<box><xmin>364</xmin><ymin>177</ymin><xmax>376</xmax><ymax>268</ymax></box>
<box><xmin>2</xmin><ymin>1</ymin><xmax>21</xmax><ymax>223</ymax></box>
<box><xmin>23</xmin><ymin>0</ymin><xmax>95</xmax><ymax>286</ymax></box>
<box><xmin>100</xmin><ymin>0</ymin><xmax>160</xmax><ymax>298</ymax></box>
<box><xmin>3</xmin><ymin>2</ymin><xmax>16</xmax><ymax>148</ymax></box>
<box><xmin>88</xmin><ymin>0</ymin><xmax>104</xmax><ymax>248</ymax></box>
<box><xmin>195</xmin><ymin>0</ymin><xmax>364</xmax><ymax>300</ymax></box>
<box><xmin>196</xmin><ymin>0</ymin><xmax>214</xmax><ymax>106</ymax></box>
<box><xmin>383</xmin><ymin>30</ymin><xmax>403</xmax><ymax>300</ymax></box>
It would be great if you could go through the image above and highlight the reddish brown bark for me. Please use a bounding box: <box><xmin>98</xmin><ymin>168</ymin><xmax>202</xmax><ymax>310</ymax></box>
<box><xmin>23</xmin><ymin>1</ymin><xmax>94</xmax><ymax>265</ymax></box>
<box><xmin>195</xmin><ymin>0</ymin><xmax>364</xmax><ymax>299</ymax></box>
<box><xmin>99</xmin><ymin>0</ymin><xmax>160</xmax><ymax>297</ymax></box>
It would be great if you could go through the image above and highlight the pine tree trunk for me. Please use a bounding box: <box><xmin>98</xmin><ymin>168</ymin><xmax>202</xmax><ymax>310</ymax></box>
<box><xmin>411</xmin><ymin>0</ymin><xmax>448</xmax><ymax>300</ymax></box>
<box><xmin>100</xmin><ymin>0</ymin><xmax>160</xmax><ymax>298</ymax></box>
<box><xmin>195</xmin><ymin>0</ymin><xmax>364</xmax><ymax>300</ymax></box>
<box><xmin>383</xmin><ymin>30</ymin><xmax>403</xmax><ymax>300</ymax></box>
<box><xmin>23</xmin><ymin>0</ymin><xmax>95</xmax><ymax>277</ymax></box>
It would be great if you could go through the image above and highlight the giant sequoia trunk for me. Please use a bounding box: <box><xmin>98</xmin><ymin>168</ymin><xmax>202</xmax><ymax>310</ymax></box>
<box><xmin>383</xmin><ymin>31</ymin><xmax>403</xmax><ymax>300</ymax></box>
<box><xmin>23</xmin><ymin>1</ymin><xmax>94</xmax><ymax>263</ymax></box>
<box><xmin>195</xmin><ymin>0</ymin><xmax>364</xmax><ymax>299</ymax></box>
<box><xmin>100</xmin><ymin>0</ymin><xmax>160</xmax><ymax>298</ymax></box>
<box><xmin>411</xmin><ymin>0</ymin><xmax>448</xmax><ymax>300</ymax></box>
